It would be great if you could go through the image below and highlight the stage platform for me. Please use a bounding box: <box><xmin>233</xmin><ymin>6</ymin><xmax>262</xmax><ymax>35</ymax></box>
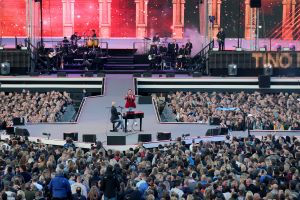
<box><xmin>0</xmin><ymin>75</ymin><xmax>296</xmax><ymax>150</ymax></box>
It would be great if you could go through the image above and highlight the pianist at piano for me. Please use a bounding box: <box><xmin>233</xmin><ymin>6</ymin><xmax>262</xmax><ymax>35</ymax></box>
<box><xmin>110</xmin><ymin>101</ymin><xmax>125</xmax><ymax>132</ymax></box>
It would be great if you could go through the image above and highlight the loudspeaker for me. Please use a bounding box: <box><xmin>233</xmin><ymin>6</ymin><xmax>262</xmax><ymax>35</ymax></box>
<box><xmin>166</xmin><ymin>73</ymin><xmax>175</xmax><ymax>77</ymax></box>
<box><xmin>30</xmin><ymin>72</ymin><xmax>40</xmax><ymax>76</ymax></box>
<box><xmin>15</xmin><ymin>128</ymin><xmax>30</xmax><ymax>136</ymax></box>
<box><xmin>13</xmin><ymin>117</ymin><xmax>24</xmax><ymax>126</ymax></box>
<box><xmin>228</xmin><ymin>64</ymin><xmax>237</xmax><ymax>76</ymax></box>
<box><xmin>84</xmin><ymin>71</ymin><xmax>93</xmax><ymax>77</ymax></box>
<box><xmin>143</xmin><ymin>72</ymin><xmax>152</xmax><ymax>77</ymax></box>
<box><xmin>6</xmin><ymin>127</ymin><xmax>15</xmax><ymax>135</ymax></box>
<box><xmin>205</xmin><ymin>128</ymin><xmax>220</xmax><ymax>136</ymax></box>
<box><xmin>250</xmin><ymin>0</ymin><xmax>261</xmax><ymax>8</ymax></box>
<box><xmin>82</xmin><ymin>134</ymin><xmax>97</xmax><ymax>143</ymax></box>
<box><xmin>157</xmin><ymin>132</ymin><xmax>171</xmax><ymax>141</ymax></box>
<box><xmin>209</xmin><ymin>117</ymin><xmax>221</xmax><ymax>125</ymax></box>
<box><xmin>258</xmin><ymin>75</ymin><xmax>271</xmax><ymax>88</ymax></box>
<box><xmin>63</xmin><ymin>132</ymin><xmax>78</xmax><ymax>141</ymax></box>
<box><xmin>133</xmin><ymin>73</ymin><xmax>142</xmax><ymax>77</ymax></box>
<box><xmin>192</xmin><ymin>72</ymin><xmax>202</xmax><ymax>77</ymax></box>
<box><xmin>138</xmin><ymin>134</ymin><xmax>152</xmax><ymax>142</ymax></box>
<box><xmin>138</xmin><ymin>96</ymin><xmax>152</xmax><ymax>104</ymax></box>
<box><xmin>57</xmin><ymin>72</ymin><xmax>67</xmax><ymax>77</ymax></box>
<box><xmin>97</xmin><ymin>72</ymin><xmax>105</xmax><ymax>77</ymax></box>
<box><xmin>107</xmin><ymin>135</ymin><xmax>126</xmax><ymax>145</ymax></box>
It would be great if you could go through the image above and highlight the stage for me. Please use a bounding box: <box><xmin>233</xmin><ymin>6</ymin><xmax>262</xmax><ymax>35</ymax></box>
<box><xmin>0</xmin><ymin>74</ymin><xmax>295</xmax><ymax>150</ymax></box>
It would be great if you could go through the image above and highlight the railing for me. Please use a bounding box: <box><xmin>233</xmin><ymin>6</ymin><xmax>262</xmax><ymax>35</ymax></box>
<box><xmin>190</xmin><ymin>40</ymin><xmax>214</xmax><ymax>73</ymax></box>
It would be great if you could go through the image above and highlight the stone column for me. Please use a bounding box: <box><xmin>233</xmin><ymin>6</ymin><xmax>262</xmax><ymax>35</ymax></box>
<box><xmin>172</xmin><ymin>0</ymin><xmax>185</xmax><ymax>39</ymax></box>
<box><xmin>135</xmin><ymin>0</ymin><xmax>148</xmax><ymax>38</ymax></box>
<box><xmin>282</xmin><ymin>0</ymin><xmax>295</xmax><ymax>40</ymax></box>
<box><xmin>99</xmin><ymin>0</ymin><xmax>112</xmax><ymax>38</ymax></box>
<box><xmin>244</xmin><ymin>0</ymin><xmax>256</xmax><ymax>40</ymax></box>
<box><xmin>62</xmin><ymin>0</ymin><xmax>75</xmax><ymax>37</ymax></box>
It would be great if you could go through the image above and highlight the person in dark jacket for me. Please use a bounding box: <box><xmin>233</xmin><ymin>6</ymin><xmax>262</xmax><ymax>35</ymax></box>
<box><xmin>110</xmin><ymin>101</ymin><xmax>124</xmax><ymax>132</ymax></box>
<box><xmin>100</xmin><ymin>165</ymin><xmax>120</xmax><ymax>200</ymax></box>
<box><xmin>48</xmin><ymin>164</ymin><xmax>72</xmax><ymax>200</ymax></box>
<box><xmin>20</xmin><ymin>165</ymin><xmax>32</xmax><ymax>183</ymax></box>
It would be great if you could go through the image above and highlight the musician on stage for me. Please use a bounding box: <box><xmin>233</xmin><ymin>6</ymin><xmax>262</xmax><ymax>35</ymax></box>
<box><xmin>152</xmin><ymin>33</ymin><xmax>160</xmax><ymax>43</ymax></box>
<box><xmin>124</xmin><ymin>89</ymin><xmax>137</xmax><ymax>126</ymax></box>
<box><xmin>92</xmin><ymin>30</ymin><xmax>97</xmax><ymax>38</ymax></box>
<box><xmin>110</xmin><ymin>101</ymin><xmax>125</xmax><ymax>132</ymax></box>
<box><xmin>177</xmin><ymin>45</ymin><xmax>186</xmax><ymax>70</ymax></box>
<box><xmin>70</xmin><ymin>32</ymin><xmax>81</xmax><ymax>46</ymax></box>
<box><xmin>125</xmin><ymin>89</ymin><xmax>136</xmax><ymax>111</ymax></box>
<box><xmin>149</xmin><ymin>44</ymin><xmax>158</xmax><ymax>70</ymax></box>
<box><xmin>217</xmin><ymin>28</ymin><xmax>226</xmax><ymax>51</ymax></box>
<box><xmin>185</xmin><ymin>39</ymin><xmax>193</xmax><ymax>56</ymax></box>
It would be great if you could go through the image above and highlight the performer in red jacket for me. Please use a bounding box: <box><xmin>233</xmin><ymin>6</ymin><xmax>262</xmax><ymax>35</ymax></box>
<box><xmin>124</xmin><ymin>89</ymin><xmax>136</xmax><ymax>111</ymax></box>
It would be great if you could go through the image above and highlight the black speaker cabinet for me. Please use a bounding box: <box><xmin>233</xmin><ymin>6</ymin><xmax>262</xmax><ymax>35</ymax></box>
<box><xmin>13</xmin><ymin>117</ymin><xmax>24</xmax><ymax>125</ymax></box>
<box><xmin>143</xmin><ymin>72</ymin><xmax>152</xmax><ymax>77</ymax></box>
<box><xmin>84</xmin><ymin>71</ymin><xmax>93</xmax><ymax>77</ymax></box>
<box><xmin>107</xmin><ymin>135</ymin><xmax>126</xmax><ymax>145</ymax></box>
<box><xmin>192</xmin><ymin>72</ymin><xmax>202</xmax><ymax>77</ymax></box>
<box><xmin>166</xmin><ymin>73</ymin><xmax>175</xmax><ymax>77</ymax></box>
<box><xmin>138</xmin><ymin>96</ymin><xmax>152</xmax><ymax>104</ymax></box>
<box><xmin>258</xmin><ymin>75</ymin><xmax>271</xmax><ymax>88</ymax></box>
<box><xmin>15</xmin><ymin>128</ymin><xmax>30</xmax><ymax>136</ymax></box>
<box><xmin>63</xmin><ymin>132</ymin><xmax>78</xmax><ymax>141</ymax></box>
<box><xmin>57</xmin><ymin>72</ymin><xmax>67</xmax><ymax>77</ymax></box>
<box><xmin>133</xmin><ymin>73</ymin><xmax>142</xmax><ymax>77</ymax></box>
<box><xmin>205</xmin><ymin>128</ymin><xmax>220</xmax><ymax>136</ymax></box>
<box><xmin>6</xmin><ymin>127</ymin><xmax>15</xmax><ymax>135</ymax></box>
<box><xmin>157</xmin><ymin>132</ymin><xmax>171</xmax><ymax>141</ymax></box>
<box><xmin>138</xmin><ymin>134</ymin><xmax>152</xmax><ymax>142</ymax></box>
<box><xmin>30</xmin><ymin>72</ymin><xmax>40</xmax><ymax>76</ymax></box>
<box><xmin>82</xmin><ymin>134</ymin><xmax>97</xmax><ymax>143</ymax></box>
<box><xmin>250</xmin><ymin>0</ymin><xmax>261</xmax><ymax>8</ymax></box>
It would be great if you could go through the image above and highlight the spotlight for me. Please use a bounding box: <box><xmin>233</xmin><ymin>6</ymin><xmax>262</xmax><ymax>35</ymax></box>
<box><xmin>228</xmin><ymin>64</ymin><xmax>237</xmax><ymax>76</ymax></box>
<box><xmin>263</xmin><ymin>63</ymin><xmax>273</xmax><ymax>76</ymax></box>
<box><xmin>276</xmin><ymin>44</ymin><xmax>282</xmax><ymax>52</ymax></box>
<box><xmin>289</xmin><ymin>44</ymin><xmax>296</xmax><ymax>51</ymax></box>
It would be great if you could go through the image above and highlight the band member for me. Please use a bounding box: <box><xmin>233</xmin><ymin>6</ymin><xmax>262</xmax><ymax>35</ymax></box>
<box><xmin>217</xmin><ymin>28</ymin><xmax>226</xmax><ymax>51</ymax></box>
<box><xmin>91</xmin><ymin>30</ymin><xmax>97</xmax><ymax>38</ymax></box>
<box><xmin>124</xmin><ymin>89</ymin><xmax>136</xmax><ymax>111</ymax></box>
<box><xmin>149</xmin><ymin>43</ymin><xmax>158</xmax><ymax>55</ymax></box>
<box><xmin>177</xmin><ymin>45</ymin><xmax>186</xmax><ymax>69</ymax></box>
<box><xmin>168</xmin><ymin>39</ymin><xmax>179</xmax><ymax>56</ymax></box>
<box><xmin>110</xmin><ymin>101</ymin><xmax>124</xmax><ymax>132</ymax></box>
<box><xmin>70</xmin><ymin>32</ymin><xmax>81</xmax><ymax>46</ymax></box>
<box><xmin>152</xmin><ymin>33</ymin><xmax>160</xmax><ymax>43</ymax></box>
<box><xmin>185</xmin><ymin>39</ymin><xmax>193</xmax><ymax>55</ymax></box>
<box><xmin>62</xmin><ymin>36</ymin><xmax>69</xmax><ymax>45</ymax></box>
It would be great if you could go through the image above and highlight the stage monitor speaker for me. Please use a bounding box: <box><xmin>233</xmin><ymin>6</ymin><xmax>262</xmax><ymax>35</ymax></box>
<box><xmin>30</xmin><ymin>72</ymin><xmax>40</xmax><ymax>76</ymax></box>
<box><xmin>82</xmin><ymin>134</ymin><xmax>97</xmax><ymax>143</ymax></box>
<box><xmin>15</xmin><ymin>128</ymin><xmax>30</xmax><ymax>137</ymax></box>
<box><xmin>63</xmin><ymin>132</ymin><xmax>78</xmax><ymax>141</ymax></box>
<box><xmin>143</xmin><ymin>72</ymin><xmax>152</xmax><ymax>77</ymax></box>
<box><xmin>192</xmin><ymin>72</ymin><xmax>202</xmax><ymax>77</ymax></box>
<box><xmin>84</xmin><ymin>71</ymin><xmax>93</xmax><ymax>77</ymax></box>
<box><xmin>166</xmin><ymin>73</ymin><xmax>175</xmax><ymax>77</ymax></box>
<box><xmin>157</xmin><ymin>132</ymin><xmax>171</xmax><ymax>141</ymax></box>
<box><xmin>138</xmin><ymin>134</ymin><xmax>152</xmax><ymax>142</ymax></box>
<box><xmin>13</xmin><ymin>117</ymin><xmax>24</xmax><ymax>126</ymax></box>
<box><xmin>209</xmin><ymin>117</ymin><xmax>221</xmax><ymax>125</ymax></box>
<box><xmin>250</xmin><ymin>0</ymin><xmax>261</xmax><ymax>8</ymax></box>
<box><xmin>138</xmin><ymin>96</ymin><xmax>152</xmax><ymax>104</ymax></box>
<box><xmin>258</xmin><ymin>75</ymin><xmax>271</xmax><ymax>88</ymax></box>
<box><xmin>57</xmin><ymin>72</ymin><xmax>67</xmax><ymax>77</ymax></box>
<box><xmin>6</xmin><ymin>127</ymin><xmax>15</xmax><ymax>135</ymax></box>
<box><xmin>107</xmin><ymin>135</ymin><xmax>126</xmax><ymax>145</ymax></box>
<box><xmin>133</xmin><ymin>73</ymin><xmax>142</xmax><ymax>77</ymax></box>
<box><xmin>97</xmin><ymin>72</ymin><xmax>105</xmax><ymax>77</ymax></box>
<box><xmin>205</xmin><ymin>128</ymin><xmax>220</xmax><ymax>136</ymax></box>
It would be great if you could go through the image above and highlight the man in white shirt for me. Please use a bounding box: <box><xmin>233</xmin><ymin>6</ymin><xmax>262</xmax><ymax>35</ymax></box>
<box><xmin>71</xmin><ymin>175</ymin><xmax>88</xmax><ymax>198</ymax></box>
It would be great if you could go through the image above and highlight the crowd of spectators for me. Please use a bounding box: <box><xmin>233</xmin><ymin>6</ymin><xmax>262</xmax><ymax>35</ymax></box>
<box><xmin>0</xmin><ymin>134</ymin><xmax>299</xmax><ymax>200</ymax></box>
<box><xmin>162</xmin><ymin>91</ymin><xmax>300</xmax><ymax>131</ymax></box>
<box><xmin>0</xmin><ymin>90</ymin><xmax>73</xmax><ymax>126</ymax></box>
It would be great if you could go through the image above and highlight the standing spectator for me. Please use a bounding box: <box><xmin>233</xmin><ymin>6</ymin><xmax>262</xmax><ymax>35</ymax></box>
<box><xmin>72</xmin><ymin>187</ymin><xmax>87</xmax><ymax>200</ymax></box>
<box><xmin>19</xmin><ymin>165</ymin><xmax>31</xmax><ymax>183</ymax></box>
<box><xmin>71</xmin><ymin>175</ymin><xmax>87</xmax><ymax>198</ymax></box>
<box><xmin>100</xmin><ymin>165</ymin><xmax>120</xmax><ymax>200</ymax></box>
<box><xmin>48</xmin><ymin>164</ymin><xmax>72</xmax><ymax>200</ymax></box>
